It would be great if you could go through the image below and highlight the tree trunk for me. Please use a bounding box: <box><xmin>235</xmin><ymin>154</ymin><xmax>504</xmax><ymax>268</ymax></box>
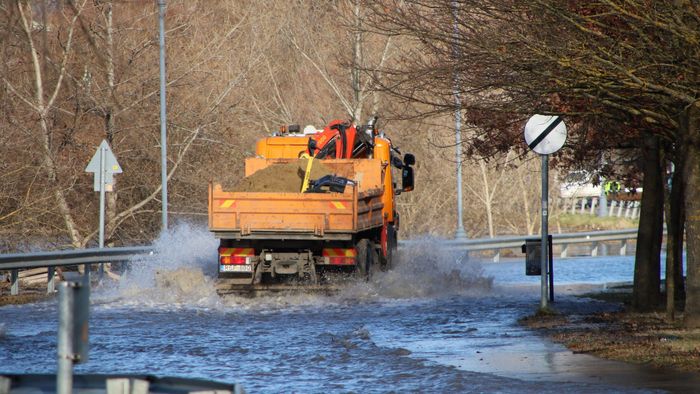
<box><xmin>632</xmin><ymin>133</ymin><xmax>664</xmax><ymax>311</ymax></box>
<box><xmin>676</xmin><ymin>203</ymin><xmax>686</xmax><ymax>303</ymax></box>
<box><xmin>682</xmin><ymin>103</ymin><xmax>700</xmax><ymax>328</ymax></box>
<box><xmin>105</xmin><ymin>110</ymin><xmax>119</xmax><ymax>245</ymax></box>
<box><xmin>40</xmin><ymin>116</ymin><xmax>82</xmax><ymax>248</ymax></box>
<box><xmin>15</xmin><ymin>1</ymin><xmax>83</xmax><ymax>248</ymax></box>
<box><xmin>479</xmin><ymin>161</ymin><xmax>495</xmax><ymax>238</ymax></box>
<box><xmin>665</xmin><ymin>147</ymin><xmax>686</xmax><ymax>321</ymax></box>
<box><xmin>516</xmin><ymin>164</ymin><xmax>534</xmax><ymax>235</ymax></box>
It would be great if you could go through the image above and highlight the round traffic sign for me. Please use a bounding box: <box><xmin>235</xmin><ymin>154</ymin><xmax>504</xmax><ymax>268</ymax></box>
<box><xmin>524</xmin><ymin>115</ymin><xmax>567</xmax><ymax>155</ymax></box>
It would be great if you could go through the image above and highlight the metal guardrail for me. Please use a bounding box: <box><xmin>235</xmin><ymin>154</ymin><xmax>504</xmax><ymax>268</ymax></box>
<box><xmin>1</xmin><ymin>229</ymin><xmax>638</xmax><ymax>296</ymax></box>
<box><xmin>0</xmin><ymin>246</ymin><xmax>154</xmax><ymax>296</ymax></box>
<box><xmin>399</xmin><ymin>228</ymin><xmax>638</xmax><ymax>259</ymax></box>
<box><xmin>0</xmin><ymin>246</ymin><xmax>154</xmax><ymax>270</ymax></box>
<box><xmin>0</xmin><ymin>374</ymin><xmax>244</xmax><ymax>394</ymax></box>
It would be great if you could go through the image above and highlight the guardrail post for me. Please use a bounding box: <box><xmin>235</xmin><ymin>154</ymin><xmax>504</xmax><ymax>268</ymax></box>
<box><xmin>608</xmin><ymin>201</ymin><xmax>616</xmax><ymax>216</ymax></box>
<box><xmin>57</xmin><ymin>281</ymin><xmax>75</xmax><ymax>394</ymax></box>
<box><xmin>560</xmin><ymin>243</ymin><xmax>568</xmax><ymax>258</ymax></box>
<box><xmin>57</xmin><ymin>273</ymin><xmax>89</xmax><ymax>394</ymax></box>
<box><xmin>11</xmin><ymin>269</ymin><xmax>19</xmax><ymax>295</ymax></box>
<box><xmin>48</xmin><ymin>266</ymin><xmax>56</xmax><ymax>294</ymax></box>
<box><xmin>107</xmin><ymin>378</ymin><xmax>150</xmax><ymax>394</ymax></box>
<box><xmin>591</xmin><ymin>242</ymin><xmax>599</xmax><ymax>257</ymax></box>
<box><xmin>590</xmin><ymin>198</ymin><xmax>597</xmax><ymax>215</ymax></box>
<box><xmin>0</xmin><ymin>376</ymin><xmax>10</xmax><ymax>393</ymax></box>
<box><xmin>620</xmin><ymin>239</ymin><xmax>628</xmax><ymax>256</ymax></box>
<box><xmin>99</xmin><ymin>263</ymin><xmax>105</xmax><ymax>283</ymax></box>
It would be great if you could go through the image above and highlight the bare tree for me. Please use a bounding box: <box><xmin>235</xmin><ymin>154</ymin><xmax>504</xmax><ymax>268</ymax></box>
<box><xmin>2</xmin><ymin>1</ymin><xmax>87</xmax><ymax>247</ymax></box>
<box><xmin>463</xmin><ymin>150</ymin><xmax>513</xmax><ymax>238</ymax></box>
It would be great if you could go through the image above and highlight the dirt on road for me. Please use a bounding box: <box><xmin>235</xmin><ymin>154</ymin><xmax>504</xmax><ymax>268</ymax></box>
<box><xmin>0</xmin><ymin>282</ymin><xmax>53</xmax><ymax>307</ymax></box>
<box><xmin>521</xmin><ymin>290</ymin><xmax>700</xmax><ymax>373</ymax></box>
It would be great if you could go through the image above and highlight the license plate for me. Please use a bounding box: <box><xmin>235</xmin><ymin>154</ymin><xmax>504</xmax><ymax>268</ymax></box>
<box><xmin>220</xmin><ymin>264</ymin><xmax>253</xmax><ymax>273</ymax></box>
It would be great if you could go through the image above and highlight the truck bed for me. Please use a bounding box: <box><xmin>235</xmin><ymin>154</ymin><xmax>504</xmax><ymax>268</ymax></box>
<box><xmin>209</xmin><ymin>158</ymin><xmax>386</xmax><ymax>240</ymax></box>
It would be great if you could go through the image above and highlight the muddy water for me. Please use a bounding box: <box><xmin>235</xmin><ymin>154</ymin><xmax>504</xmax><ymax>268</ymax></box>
<box><xmin>1</xmin><ymin>225</ymin><xmax>698</xmax><ymax>393</ymax></box>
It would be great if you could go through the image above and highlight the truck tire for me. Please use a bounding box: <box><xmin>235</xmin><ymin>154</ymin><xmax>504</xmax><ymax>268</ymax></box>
<box><xmin>355</xmin><ymin>239</ymin><xmax>373</xmax><ymax>280</ymax></box>
<box><xmin>380</xmin><ymin>224</ymin><xmax>397</xmax><ymax>271</ymax></box>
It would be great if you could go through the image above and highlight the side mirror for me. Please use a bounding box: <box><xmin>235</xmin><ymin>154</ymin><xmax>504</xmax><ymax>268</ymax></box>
<box><xmin>403</xmin><ymin>153</ymin><xmax>415</xmax><ymax>166</ymax></box>
<box><xmin>391</xmin><ymin>156</ymin><xmax>404</xmax><ymax>169</ymax></box>
<box><xmin>402</xmin><ymin>166</ymin><xmax>414</xmax><ymax>192</ymax></box>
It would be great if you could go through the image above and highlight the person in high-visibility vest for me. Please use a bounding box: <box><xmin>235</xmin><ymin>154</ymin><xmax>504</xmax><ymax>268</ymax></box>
<box><xmin>604</xmin><ymin>181</ymin><xmax>621</xmax><ymax>194</ymax></box>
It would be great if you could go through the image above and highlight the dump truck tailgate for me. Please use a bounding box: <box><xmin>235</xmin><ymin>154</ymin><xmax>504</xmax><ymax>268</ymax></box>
<box><xmin>209</xmin><ymin>184</ymin><xmax>384</xmax><ymax>240</ymax></box>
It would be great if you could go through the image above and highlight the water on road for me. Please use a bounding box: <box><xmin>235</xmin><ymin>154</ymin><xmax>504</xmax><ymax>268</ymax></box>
<box><xmin>1</xmin><ymin>225</ymin><xmax>698</xmax><ymax>393</ymax></box>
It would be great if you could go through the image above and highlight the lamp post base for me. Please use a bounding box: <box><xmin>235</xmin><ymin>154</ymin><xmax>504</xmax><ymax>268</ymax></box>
<box><xmin>454</xmin><ymin>227</ymin><xmax>468</xmax><ymax>239</ymax></box>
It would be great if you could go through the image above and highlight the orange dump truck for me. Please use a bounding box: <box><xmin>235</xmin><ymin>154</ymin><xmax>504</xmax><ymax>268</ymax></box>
<box><xmin>208</xmin><ymin>119</ymin><xmax>415</xmax><ymax>294</ymax></box>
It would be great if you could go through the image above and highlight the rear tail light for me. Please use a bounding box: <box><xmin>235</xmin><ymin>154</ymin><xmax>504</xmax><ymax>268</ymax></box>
<box><xmin>327</xmin><ymin>256</ymin><xmax>356</xmax><ymax>265</ymax></box>
<box><xmin>219</xmin><ymin>247</ymin><xmax>255</xmax><ymax>265</ymax></box>
<box><xmin>322</xmin><ymin>248</ymin><xmax>356</xmax><ymax>265</ymax></box>
<box><xmin>220</xmin><ymin>255</ymin><xmax>251</xmax><ymax>265</ymax></box>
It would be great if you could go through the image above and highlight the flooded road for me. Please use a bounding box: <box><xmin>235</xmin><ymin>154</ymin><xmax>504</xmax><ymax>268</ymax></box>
<box><xmin>1</xmin><ymin>226</ymin><xmax>698</xmax><ymax>393</ymax></box>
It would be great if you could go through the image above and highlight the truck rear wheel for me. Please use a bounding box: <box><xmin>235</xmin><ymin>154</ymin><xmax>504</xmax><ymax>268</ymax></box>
<box><xmin>355</xmin><ymin>239</ymin><xmax>374</xmax><ymax>280</ymax></box>
<box><xmin>380</xmin><ymin>224</ymin><xmax>397</xmax><ymax>271</ymax></box>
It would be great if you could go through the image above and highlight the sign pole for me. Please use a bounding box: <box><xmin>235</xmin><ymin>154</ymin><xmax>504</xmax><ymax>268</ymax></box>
<box><xmin>99</xmin><ymin>146</ymin><xmax>106</xmax><ymax>250</ymax></box>
<box><xmin>98</xmin><ymin>146</ymin><xmax>106</xmax><ymax>280</ymax></box>
<box><xmin>85</xmin><ymin>139</ymin><xmax>122</xmax><ymax>282</ymax></box>
<box><xmin>524</xmin><ymin>114</ymin><xmax>566</xmax><ymax>311</ymax></box>
<box><xmin>540</xmin><ymin>154</ymin><xmax>549</xmax><ymax>309</ymax></box>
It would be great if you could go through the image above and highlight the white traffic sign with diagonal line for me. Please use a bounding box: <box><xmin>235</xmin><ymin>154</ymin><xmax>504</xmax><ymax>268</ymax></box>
<box><xmin>524</xmin><ymin>115</ymin><xmax>567</xmax><ymax>155</ymax></box>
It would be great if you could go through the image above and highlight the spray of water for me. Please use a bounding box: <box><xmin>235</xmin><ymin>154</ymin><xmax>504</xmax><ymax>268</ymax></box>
<box><xmin>341</xmin><ymin>236</ymin><xmax>493</xmax><ymax>300</ymax></box>
<box><xmin>95</xmin><ymin>223</ymin><xmax>221</xmax><ymax>308</ymax></box>
<box><xmin>94</xmin><ymin>226</ymin><xmax>492</xmax><ymax>309</ymax></box>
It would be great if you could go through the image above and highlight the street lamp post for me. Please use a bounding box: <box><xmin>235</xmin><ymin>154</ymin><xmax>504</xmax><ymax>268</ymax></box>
<box><xmin>455</xmin><ymin>102</ymin><xmax>467</xmax><ymax>239</ymax></box>
<box><xmin>158</xmin><ymin>0</ymin><xmax>168</xmax><ymax>230</ymax></box>
<box><xmin>452</xmin><ymin>0</ymin><xmax>467</xmax><ymax>239</ymax></box>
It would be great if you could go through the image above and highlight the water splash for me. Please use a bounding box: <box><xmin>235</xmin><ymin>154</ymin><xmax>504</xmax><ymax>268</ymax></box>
<box><xmin>342</xmin><ymin>236</ymin><xmax>493</xmax><ymax>299</ymax></box>
<box><xmin>95</xmin><ymin>223</ymin><xmax>220</xmax><ymax>308</ymax></box>
<box><xmin>95</xmin><ymin>228</ymin><xmax>492</xmax><ymax>309</ymax></box>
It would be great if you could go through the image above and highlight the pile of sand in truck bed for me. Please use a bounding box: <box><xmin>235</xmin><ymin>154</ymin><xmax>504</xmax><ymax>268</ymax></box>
<box><xmin>229</xmin><ymin>159</ymin><xmax>336</xmax><ymax>193</ymax></box>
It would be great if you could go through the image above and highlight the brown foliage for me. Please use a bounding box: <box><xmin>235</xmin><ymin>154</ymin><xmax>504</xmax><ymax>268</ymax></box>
<box><xmin>0</xmin><ymin>0</ymin><xmax>564</xmax><ymax>251</ymax></box>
